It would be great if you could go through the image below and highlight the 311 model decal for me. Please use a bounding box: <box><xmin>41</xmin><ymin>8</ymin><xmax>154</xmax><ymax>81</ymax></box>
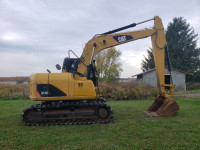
<box><xmin>113</xmin><ymin>35</ymin><xmax>133</xmax><ymax>43</ymax></box>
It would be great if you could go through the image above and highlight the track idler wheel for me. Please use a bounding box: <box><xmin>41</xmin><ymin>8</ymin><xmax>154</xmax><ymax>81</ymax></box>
<box><xmin>145</xmin><ymin>95</ymin><xmax>179</xmax><ymax>117</ymax></box>
<box><xmin>98</xmin><ymin>108</ymin><xmax>109</xmax><ymax>119</ymax></box>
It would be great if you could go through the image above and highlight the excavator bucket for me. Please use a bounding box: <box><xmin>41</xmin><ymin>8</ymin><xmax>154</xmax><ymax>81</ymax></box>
<box><xmin>145</xmin><ymin>95</ymin><xmax>179</xmax><ymax>117</ymax></box>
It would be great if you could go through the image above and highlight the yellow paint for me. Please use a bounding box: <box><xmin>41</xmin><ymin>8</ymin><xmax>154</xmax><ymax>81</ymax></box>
<box><xmin>30</xmin><ymin>72</ymin><xmax>96</xmax><ymax>101</ymax></box>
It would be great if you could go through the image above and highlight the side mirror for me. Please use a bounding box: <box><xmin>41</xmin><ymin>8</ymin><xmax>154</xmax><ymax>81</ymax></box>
<box><xmin>47</xmin><ymin>69</ymin><xmax>51</xmax><ymax>73</ymax></box>
<box><xmin>56</xmin><ymin>64</ymin><xmax>61</xmax><ymax>70</ymax></box>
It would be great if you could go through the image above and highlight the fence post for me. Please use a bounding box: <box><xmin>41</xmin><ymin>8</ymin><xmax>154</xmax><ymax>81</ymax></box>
<box><xmin>22</xmin><ymin>85</ymin><xmax>24</xmax><ymax>99</ymax></box>
<box><xmin>7</xmin><ymin>89</ymin><xmax>9</xmax><ymax>99</ymax></box>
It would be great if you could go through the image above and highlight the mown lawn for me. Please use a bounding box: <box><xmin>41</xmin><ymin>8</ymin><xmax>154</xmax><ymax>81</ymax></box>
<box><xmin>0</xmin><ymin>98</ymin><xmax>199</xmax><ymax>150</ymax></box>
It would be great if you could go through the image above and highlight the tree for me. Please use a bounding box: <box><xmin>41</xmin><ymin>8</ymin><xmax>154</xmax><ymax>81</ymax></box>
<box><xmin>95</xmin><ymin>47</ymin><xmax>122</xmax><ymax>83</ymax></box>
<box><xmin>166</xmin><ymin>17</ymin><xmax>200</xmax><ymax>74</ymax></box>
<box><xmin>141</xmin><ymin>48</ymin><xmax>155</xmax><ymax>72</ymax></box>
<box><xmin>141</xmin><ymin>17</ymin><xmax>200</xmax><ymax>81</ymax></box>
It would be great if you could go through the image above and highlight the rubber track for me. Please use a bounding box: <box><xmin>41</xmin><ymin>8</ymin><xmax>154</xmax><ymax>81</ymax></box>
<box><xmin>22</xmin><ymin>99</ymin><xmax>113</xmax><ymax>126</ymax></box>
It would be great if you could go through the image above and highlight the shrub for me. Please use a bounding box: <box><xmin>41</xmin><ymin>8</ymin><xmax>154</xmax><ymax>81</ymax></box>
<box><xmin>0</xmin><ymin>85</ymin><xmax>29</xmax><ymax>100</ymax></box>
<box><xmin>98</xmin><ymin>82</ymin><xmax>158</xmax><ymax>100</ymax></box>
<box><xmin>187</xmin><ymin>82</ymin><xmax>200</xmax><ymax>90</ymax></box>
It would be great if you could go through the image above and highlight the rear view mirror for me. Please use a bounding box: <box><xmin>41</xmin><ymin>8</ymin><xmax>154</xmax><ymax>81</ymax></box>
<box><xmin>47</xmin><ymin>69</ymin><xmax>51</xmax><ymax>73</ymax></box>
<box><xmin>56</xmin><ymin>64</ymin><xmax>61</xmax><ymax>70</ymax></box>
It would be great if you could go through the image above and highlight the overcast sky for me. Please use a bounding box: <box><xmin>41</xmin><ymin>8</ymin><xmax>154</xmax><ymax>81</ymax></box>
<box><xmin>0</xmin><ymin>0</ymin><xmax>199</xmax><ymax>77</ymax></box>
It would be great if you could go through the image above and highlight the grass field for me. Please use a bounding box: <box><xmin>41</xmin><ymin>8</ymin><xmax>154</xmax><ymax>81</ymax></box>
<box><xmin>0</xmin><ymin>98</ymin><xmax>200</xmax><ymax>150</ymax></box>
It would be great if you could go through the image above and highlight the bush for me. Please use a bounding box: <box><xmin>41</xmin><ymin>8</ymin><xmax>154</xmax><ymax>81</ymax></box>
<box><xmin>187</xmin><ymin>82</ymin><xmax>200</xmax><ymax>90</ymax></box>
<box><xmin>0</xmin><ymin>85</ymin><xmax>29</xmax><ymax>100</ymax></box>
<box><xmin>98</xmin><ymin>82</ymin><xmax>158</xmax><ymax>100</ymax></box>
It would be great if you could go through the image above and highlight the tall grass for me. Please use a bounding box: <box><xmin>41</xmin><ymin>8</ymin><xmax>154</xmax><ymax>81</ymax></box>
<box><xmin>0</xmin><ymin>85</ymin><xmax>29</xmax><ymax>100</ymax></box>
<box><xmin>99</xmin><ymin>82</ymin><xmax>158</xmax><ymax>100</ymax></box>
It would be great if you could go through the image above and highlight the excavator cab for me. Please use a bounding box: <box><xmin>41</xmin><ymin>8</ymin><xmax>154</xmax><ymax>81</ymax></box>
<box><xmin>59</xmin><ymin>50</ymin><xmax>86</xmax><ymax>77</ymax></box>
<box><xmin>59</xmin><ymin>55</ymin><xmax>98</xmax><ymax>87</ymax></box>
<box><xmin>62</xmin><ymin>57</ymin><xmax>80</xmax><ymax>74</ymax></box>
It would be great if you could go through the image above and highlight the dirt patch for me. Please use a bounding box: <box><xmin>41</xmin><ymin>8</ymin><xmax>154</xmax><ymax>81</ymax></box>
<box><xmin>174</xmin><ymin>94</ymin><xmax>200</xmax><ymax>98</ymax></box>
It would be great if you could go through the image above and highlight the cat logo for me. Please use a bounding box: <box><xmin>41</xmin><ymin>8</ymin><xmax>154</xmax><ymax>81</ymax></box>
<box><xmin>118</xmin><ymin>36</ymin><xmax>126</xmax><ymax>43</ymax></box>
<box><xmin>113</xmin><ymin>35</ymin><xmax>133</xmax><ymax>43</ymax></box>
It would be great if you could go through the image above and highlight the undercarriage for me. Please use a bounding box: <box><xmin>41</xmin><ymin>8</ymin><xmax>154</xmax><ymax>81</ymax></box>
<box><xmin>22</xmin><ymin>98</ymin><xmax>113</xmax><ymax>126</ymax></box>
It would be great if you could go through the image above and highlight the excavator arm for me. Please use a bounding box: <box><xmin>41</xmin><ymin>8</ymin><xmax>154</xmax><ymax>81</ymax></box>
<box><xmin>77</xmin><ymin>16</ymin><xmax>165</xmax><ymax>94</ymax></box>
<box><xmin>76</xmin><ymin>16</ymin><xmax>179</xmax><ymax>116</ymax></box>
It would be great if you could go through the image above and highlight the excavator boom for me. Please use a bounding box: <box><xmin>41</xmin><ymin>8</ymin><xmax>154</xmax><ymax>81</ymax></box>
<box><xmin>76</xmin><ymin>16</ymin><xmax>179</xmax><ymax>117</ymax></box>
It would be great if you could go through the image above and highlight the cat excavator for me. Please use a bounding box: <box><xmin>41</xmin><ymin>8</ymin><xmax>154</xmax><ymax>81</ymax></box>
<box><xmin>22</xmin><ymin>16</ymin><xmax>179</xmax><ymax>126</ymax></box>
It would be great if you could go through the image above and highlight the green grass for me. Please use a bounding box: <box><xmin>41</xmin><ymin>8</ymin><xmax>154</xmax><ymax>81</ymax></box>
<box><xmin>0</xmin><ymin>98</ymin><xmax>200</xmax><ymax>150</ymax></box>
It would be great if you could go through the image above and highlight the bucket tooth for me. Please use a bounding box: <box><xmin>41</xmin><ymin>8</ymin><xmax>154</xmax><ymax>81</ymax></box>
<box><xmin>145</xmin><ymin>95</ymin><xmax>179</xmax><ymax>117</ymax></box>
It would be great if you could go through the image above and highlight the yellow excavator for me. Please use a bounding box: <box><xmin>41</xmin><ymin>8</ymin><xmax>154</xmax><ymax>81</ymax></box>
<box><xmin>22</xmin><ymin>16</ymin><xmax>179</xmax><ymax>126</ymax></box>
